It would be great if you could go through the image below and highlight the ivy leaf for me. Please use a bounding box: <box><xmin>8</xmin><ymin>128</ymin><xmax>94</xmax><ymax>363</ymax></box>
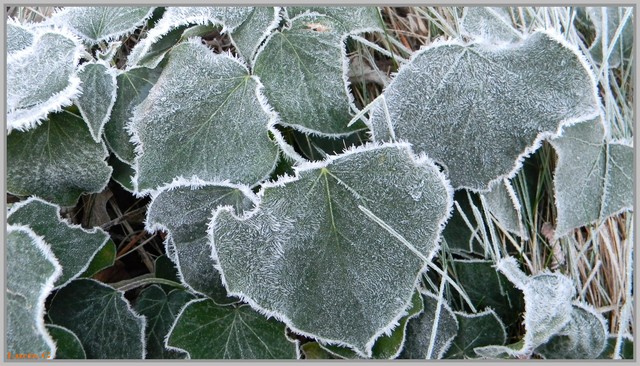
<box><xmin>7</xmin><ymin>111</ymin><xmax>112</xmax><ymax>207</ymax></box>
<box><xmin>285</xmin><ymin>7</ymin><xmax>384</xmax><ymax>34</ymax></box>
<box><xmin>445</xmin><ymin>310</ymin><xmax>507</xmax><ymax>359</ymax></box>
<box><xmin>7</xmin><ymin>225</ymin><xmax>62</xmax><ymax>359</ymax></box>
<box><xmin>45</xmin><ymin>325</ymin><xmax>86</xmax><ymax>359</ymax></box>
<box><xmin>535</xmin><ymin>302</ymin><xmax>608</xmax><ymax>359</ymax></box>
<box><xmin>549</xmin><ymin>118</ymin><xmax>633</xmax><ymax>238</ymax></box>
<box><xmin>7</xmin><ymin>28</ymin><xmax>82</xmax><ymax>132</ymax></box>
<box><xmin>230</xmin><ymin>7</ymin><xmax>281</xmax><ymax>65</ymax></box>
<box><xmin>75</xmin><ymin>61</ymin><xmax>118</xmax><ymax>142</ymax></box>
<box><xmin>104</xmin><ymin>66</ymin><xmax>163</xmax><ymax>165</ymax></box>
<box><xmin>147</xmin><ymin>183</ymin><xmax>256</xmax><ymax>303</ymax></box>
<box><xmin>8</xmin><ymin>197</ymin><xmax>110</xmax><ymax>287</ymax></box>
<box><xmin>474</xmin><ymin>257</ymin><xmax>576</xmax><ymax>358</ymax></box>
<box><xmin>166</xmin><ymin>299</ymin><xmax>298</xmax><ymax>359</ymax></box>
<box><xmin>48</xmin><ymin>279</ymin><xmax>146</xmax><ymax>359</ymax></box>
<box><xmin>587</xmin><ymin>7</ymin><xmax>633</xmax><ymax>67</ymax></box>
<box><xmin>51</xmin><ymin>7</ymin><xmax>155</xmax><ymax>44</ymax></box>
<box><xmin>482</xmin><ymin>179</ymin><xmax>528</xmax><ymax>239</ymax></box>
<box><xmin>211</xmin><ymin>143</ymin><xmax>452</xmax><ymax>357</ymax></box>
<box><xmin>134</xmin><ymin>285</ymin><xmax>195</xmax><ymax>359</ymax></box>
<box><xmin>7</xmin><ymin>19</ymin><xmax>34</xmax><ymax>53</ymax></box>
<box><xmin>399</xmin><ymin>290</ymin><xmax>459</xmax><ymax>359</ymax></box>
<box><xmin>80</xmin><ymin>240</ymin><xmax>116</xmax><ymax>278</ymax></box>
<box><xmin>368</xmin><ymin>30</ymin><xmax>600</xmax><ymax>191</ymax></box>
<box><xmin>128</xmin><ymin>39</ymin><xmax>279</xmax><ymax>193</ymax></box>
<box><xmin>254</xmin><ymin>15</ymin><xmax>360</xmax><ymax>136</ymax></box>
<box><xmin>460</xmin><ymin>7</ymin><xmax>522</xmax><ymax>43</ymax></box>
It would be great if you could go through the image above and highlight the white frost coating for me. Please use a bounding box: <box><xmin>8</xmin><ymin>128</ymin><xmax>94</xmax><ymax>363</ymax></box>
<box><xmin>7</xmin><ymin>224</ymin><xmax>63</xmax><ymax>359</ymax></box>
<box><xmin>460</xmin><ymin>7</ymin><xmax>524</xmax><ymax>43</ymax></box>
<box><xmin>163</xmin><ymin>298</ymin><xmax>203</xmax><ymax>359</ymax></box>
<box><xmin>75</xmin><ymin>60</ymin><xmax>119</xmax><ymax>143</ymax></box>
<box><xmin>7</xmin><ymin>27</ymin><xmax>83</xmax><ymax>133</ymax></box>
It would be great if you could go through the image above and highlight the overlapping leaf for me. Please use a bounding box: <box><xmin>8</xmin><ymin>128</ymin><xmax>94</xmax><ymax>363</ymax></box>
<box><xmin>8</xmin><ymin>197</ymin><xmax>110</xmax><ymax>287</ymax></box>
<box><xmin>230</xmin><ymin>7</ymin><xmax>281</xmax><ymax>64</ymax></box>
<box><xmin>45</xmin><ymin>325</ymin><xmax>86</xmax><ymax>359</ymax></box>
<box><xmin>460</xmin><ymin>7</ymin><xmax>522</xmax><ymax>43</ymax></box>
<box><xmin>445</xmin><ymin>310</ymin><xmax>507</xmax><ymax>359</ymax></box>
<box><xmin>7</xmin><ymin>28</ymin><xmax>82</xmax><ymax>132</ymax></box>
<box><xmin>48</xmin><ymin>279</ymin><xmax>146</xmax><ymax>359</ymax></box>
<box><xmin>166</xmin><ymin>299</ymin><xmax>297</xmax><ymax>359</ymax></box>
<box><xmin>7</xmin><ymin>225</ymin><xmax>62</xmax><ymax>359</ymax></box>
<box><xmin>51</xmin><ymin>7</ymin><xmax>155</xmax><ymax>43</ymax></box>
<box><xmin>210</xmin><ymin>143</ymin><xmax>452</xmax><ymax>356</ymax></box>
<box><xmin>482</xmin><ymin>179</ymin><xmax>528</xmax><ymax>239</ymax></box>
<box><xmin>7</xmin><ymin>19</ymin><xmax>34</xmax><ymax>53</ymax></box>
<box><xmin>147</xmin><ymin>183</ymin><xmax>255</xmax><ymax>303</ymax></box>
<box><xmin>549</xmin><ymin>118</ymin><xmax>633</xmax><ymax>238</ymax></box>
<box><xmin>128</xmin><ymin>39</ymin><xmax>279</xmax><ymax>193</ymax></box>
<box><xmin>368</xmin><ymin>30</ymin><xmax>600</xmax><ymax>191</ymax></box>
<box><xmin>75</xmin><ymin>61</ymin><xmax>117</xmax><ymax>142</ymax></box>
<box><xmin>587</xmin><ymin>7</ymin><xmax>633</xmax><ymax>67</ymax></box>
<box><xmin>285</xmin><ymin>7</ymin><xmax>384</xmax><ymax>34</ymax></box>
<box><xmin>7</xmin><ymin>111</ymin><xmax>112</xmax><ymax>206</ymax></box>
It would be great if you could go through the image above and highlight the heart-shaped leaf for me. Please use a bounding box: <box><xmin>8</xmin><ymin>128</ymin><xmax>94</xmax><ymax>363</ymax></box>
<box><xmin>368</xmin><ymin>30</ymin><xmax>600</xmax><ymax>191</ymax></box>
<box><xmin>7</xmin><ymin>28</ymin><xmax>82</xmax><ymax>132</ymax></box>
<box><xmin>166</xmin><ymin>299</ymin><xmax>298</xmax><ymax>359</ymax></box>
<box><xmin>7</xmin><ymin>225</ymin><xmax>62</xmax><ymax>359</ymax></box>
<box><xmin>211</xmin><ymin>143</ymin><xmax>452</xmax><ymax>356</ymax></box>
<box><xmin>147</xmin><ymin>182</ymin><xmax>256</xmax><ymax>303</ymax></box>
<box><xmin>460</xmin><ymin>7</ymin><xmax>522</xmax><ymax>43</ymax></box>
<box><xmin>45</xmin><ymin>325</ymin><xmax>86</xmax><ymax>359</ymax></box>
<box><xmin>51</xmin><ymin>7</ymin><xmax>155</xmax><ymax>44</ymax></box>
<box><xmin>134</xmin><ymin>285</ymin><xmax>195</xmax><ymax>359</ymax></box>
<box><xmin>549</xmin><ymin>118</ymin><xmax>633</xmax><ymax>238</ymax></box>
<box><xmin>8</xmin><ymin>197</ymin><xmax>110</xmax><ymax>287</ymax></box>
<box><xmin>48</xmin><ymin>279</ymin><xmax>146</xmax><ymax>359</ymax></box>
<box><xmin>445</xmin><ymin>309</ymin><xmax>507</xmax><ymax>359</ymax></box>
<box><xmin>75</xmin><ymin>61</ymin><xmax>118</xmax><ymax>142</ymax></box>
<box><xmin>7</xmin><ymin>111</ymin><xmax>112</xmax><ymax>206</ymax></box>
<box><xmin>128</xmin><ymin>39</ymin><xmax>279</xmax><ymax>193</ymax></box>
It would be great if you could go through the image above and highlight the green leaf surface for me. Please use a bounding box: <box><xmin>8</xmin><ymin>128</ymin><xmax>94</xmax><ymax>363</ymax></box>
<box><xmin>46</xmin><ymin>325</ymin><xmax>86</xmax><ymax>359</ymax></box>
<box><xmin>286</xmin><ymin>7</ymin><xmax>384</xmax><ymax>34</ymax></box>
<box><xmin>76</xmin><ymin>61</ymin><xmax>118</xmax><ymax>142</ymax></box>
<box><xmin>445</xmin><ymin>310</ymin><xmax>507</xmax><ymax>359</ymax></box>
<box><xmin>535</xmin><ymin>303</ymin><xmax>608</xmax><ymax>359</ymax></box>
<box><xmin>48</xmin><ymin>279</ymin><xmax>146</xmax><ymax>359</ymax></box>
<box><xmin>550</xmin><ymin>118</ymin><xmax>634</xmax><ymax>238</ymax></box>
<box><xmin>129</xmin><ymin>40</ymin><xmax>279</xmax><ymax>193</ymax></box>
<box><xmin>7</xmin><ymin>19</ymin><xmax>34</xmax><ymax>53</ymax></box>
<box><xmin>8</xmin><ymin>197</ymin><xmax>110</xmax><ymax>287</ymax></box>
<box><xmin>7</xmin><ymin>111</ymin><xmax>112</xmax><ymax>206</ymax></box>
<box><xmin>301</xmin><ymin>342</ymin><xmax>335</xmax><ymax>359</ymax></box>
<box><xmin>368</xmin><ymin>30</ymin><xmax>599</xmax><ymax>191</ymax></box>
<box><xmin>51</xmin><ymin>7</ymin><xmax>155</xmax><ymax>43</ymax></box>
<box><xmin>104</xmin><ymin>66</ymin><xmax>163</xmax><ymax>165</ymax></box>
<box><xmin>399</xmin><ymin>290</ymin><xmax>459</xmax><ymax>359</ymax></box>
<box><xmin>211</xmin><ymin>143</ymin><xmax>452</xmax><ymax>356</ymax></box>
<box><xmin>80</xmin><ymin>240</ymin><xmax>116</xmax><ymax>278</ymax></box>
<box><xmin>460</xmin><ymin>7</ymin><xmax>522</xmax><ymax>43</ymax></box>
<box><xmin>7</xmin><ymin>28</ymin><xmax>82</xmax><ymax>132</ymax></box>
<box><xmin>7</xmin><ymin>225</ymin><xmax>62</xmax><ymax>359</ymax></box>
<box><xmin>230</xmin><ymin>7</ymin><xmax>281</xmax><ymax>64</ymax></box>
<box><xmin>167</xmin><ymin>299</ymin><xmax>298</xmax><ymax>359</ymax></box>
<box><xmin>598</xmin><ymin>335</ymin><xmax>634</xmax><ymax>359</ymax></box>
<box><xmin>109</xmin><ymin>155</ymin><xmax>136</xmax><ymax>192</ymax></box>
<box><xmin>587</xmin><ymin>7</ymin><xmax>633</xmax><ymax>67</ymax></box>
<box><xmin>147</xmin><ymin>183</ymin><xmax>255</xmax><ymax>304</ymax></box>
<box><xmin>134</xmin><ymin>285</ymin><xmax>195</xmax><ymax>359</ymax></box>
<box><xmin>254</xmin><ymin>15</ymin><xmax>359</xmax><ymax>136</ymax></box>
<box><xmin>483</xmin><ymin>179</ymin><xmax>528</xmax><ymax>239</ymax></box>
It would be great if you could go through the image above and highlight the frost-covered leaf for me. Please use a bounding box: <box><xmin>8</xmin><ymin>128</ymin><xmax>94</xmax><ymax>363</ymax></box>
<box><xmin>147</xmin><ymin>183</ymin><xmax>255</xmax><ymax>304</ymax></box>
<box><xmin>231</xmin><ymin>7</ymin><xmax>281</xmax><ymax>64</ymax></box>
<box><xmin>46</xmin><ymin>325</ymin><xmax>86</xmax><ymax>359</ymax></box>
<box><xmin>7</xmin><ymin>225</ymin><xmax>62</xmax><ymax>359</ymax></box>
<box><xmin>286</xmin><ymin>7</ymin><xmax>384</xmax><ymax>34</ymax></box>
<box><xmin>535</xmin><ymin>303</ymin><xmax>608</xmax><ymax>359</ymax></box>
<box><xmin>8</xmin><ymin>197</ymin><xmax>110</xmax><ymax>287</ymax></box>
<box><xmin>450</xmin><ymin>260</ymin><xmax>524</xmax><ymax>329</ymax></box>
<box><xmin>399</xmin><ymin>290</ymin><xmax>459</xmax><ymax>359</ymax></box>
<box><xmin>51</xmin><ymin>7</ymin><xmax>155</xmax><ymax>43</ymax></box>
<box><xmin>7</xmin><ymin>111</ymin><xmax>112</xmax><ymax>207</ymax></box>
<box><xmin>587</xmin><ymin>7</ymin><xmax>633</xmax><ymax>67</ymax></box>
<box><xmin>483</xmin><ymin>179</ymin><xmax>528</xmax><ymax>239</ymax></box>
<box><xmin>80</xmin><ymin>240</ymin><xmax>116</xmax><ymax>278</ymax></box>
<box><xmin>460</xmin><ymin>7</ymin><xmax>522</xmax><ymax>43</ymax></box>
<box><xmin>167</xmin><ymin>299</ymin><xmax>298</xmax><ymax>359</ymax></box>
<box><xmin>104</xmin><ymin>66</ymin><xmax>163</xmax><ymax>165</ymax></box>
<box><xmin>211</xmin><ymin>143</ymin><xmax>452</xmax><ymax>357</ymax></box>
<box><xmin>368</xmin><ymin>30</ymin><xmax>600</xmax><ymax>191</ymax></box>
<box><xmin>7</xmin><ymin>28</ymin><xmax>82</xmax><ymax>132</ymax></box>
<box><xmin>75</xmin><ymin>61</ymin><xmax>117</xmax><ymax>142</ymax></box>
<box><xmin>445</xmin><ymin>310</ymin><xmax>507</xmax><ymax>359</ymax></box>
<box><xmin>550</xmin><ymin>118</ymin><xmax>633</xmax><ymax>238</ymax></box>
<box><xmin>254</xmin><ymin>15</ymin><xmax>361</xmax><ymax>136</ymax></box>
<box><xmin>134</xmin><ymin>285</ymin><xmax>195</xmax><ymax>359</ymax></box>
<box><xmin>48</xmin><ymin>279</ymin><xmax>146</xmax><ymax>359</ymax></box>
<box><xmin>474</xmin><ymin>257</ymin><xmax>575</xmax><ymax>358</ymax></box>
<box><xmin>7</xmin><ymin>20</ymin><xmax>34</xmax><ymax>53</ymax></box>
<box><xmin>129</xmin><ymin>39</ymin><xmax>279</xmax><ymax>193</ymax></box>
